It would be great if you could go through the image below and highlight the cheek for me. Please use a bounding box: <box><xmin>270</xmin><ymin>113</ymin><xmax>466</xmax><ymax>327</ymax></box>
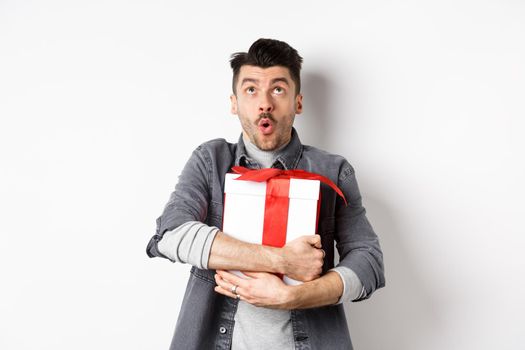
<box><xmin>281</xmin><ymin>99</ymin><xmax>296</xmax><ymax>111</ymax></box>
<box><xmin>238</xmin><ymin>113</ymin><xmax>253</xmax><ymax>129</ymax></box>
<box><xmin>239</xmin><ymin>102</ymin><xmax>257</xmax><ymax>116</ymax></box>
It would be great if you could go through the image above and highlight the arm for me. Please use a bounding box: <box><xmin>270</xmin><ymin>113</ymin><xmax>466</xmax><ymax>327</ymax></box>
<box><xmin>213</xmin><ymin>161</ymin><xmax>384</xmax><ymax>308</ymax></box>
<box><xmin>146</xmin><ymin>144</ymin><xmax>324</xmax><ymax>281</ymax></box>
<box><xmin>330</xmin><ymin>266</ymin><xmax>367</xmax><ymax>302</ymax></box>
<box><xmin>208</xmin><ymin>231</ymin><xmax>324</xmax><ymax>282</ymax></box>
<box><xmin>333</xmin><ymin>161</ymin><xmax>385</xmax><ymax>301</ymax></box>
<box><xmin>213</xmin><ymin>269</ymin><xmax>344</xmax><ymax>309</ymax></box>
<box><xmin>286</xmin><ymin>271</ymin><xmax>343</xmax><ymax>309</ymax></box>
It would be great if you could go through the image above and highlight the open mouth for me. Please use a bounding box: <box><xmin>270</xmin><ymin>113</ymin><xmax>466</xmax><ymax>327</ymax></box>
<box><xmin>258</xmin><ymin>118</ymin><xmax>274</xmax><ymax>135</ymax></box>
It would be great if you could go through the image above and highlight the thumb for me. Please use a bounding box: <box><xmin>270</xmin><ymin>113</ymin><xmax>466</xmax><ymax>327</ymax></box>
<box><xmin>308</xmin><ymin>234</ymin><xmax>322</xmax><ymax>248</ymax></box>
<box><xmin>242</xmin><ymin>271</ymin><xmax>266</xmax><ymax>279</ymax></box>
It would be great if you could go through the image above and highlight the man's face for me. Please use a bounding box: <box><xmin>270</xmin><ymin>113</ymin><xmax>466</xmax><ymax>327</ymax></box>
<box><xmin>230</xmin><ymin>65</ymin><xmax>303</xmax><ymax>151</ymax></box>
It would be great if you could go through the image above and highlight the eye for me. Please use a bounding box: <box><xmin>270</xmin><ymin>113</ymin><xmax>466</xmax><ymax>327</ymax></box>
<box><xmin>246</xmin><ymin>87</ymin><xmax>256</xmax><ymax>95</ymax></box>
<box><xmin>273</xmin><ymin>87</ymin><xmax>284</xmax><ymax>95</ymax></box>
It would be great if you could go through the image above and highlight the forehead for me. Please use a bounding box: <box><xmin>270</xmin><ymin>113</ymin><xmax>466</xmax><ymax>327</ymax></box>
<box><xmin>237</xmin><ymin>65</ymin><xmax>294</xmax><ymax>86</ymax></box>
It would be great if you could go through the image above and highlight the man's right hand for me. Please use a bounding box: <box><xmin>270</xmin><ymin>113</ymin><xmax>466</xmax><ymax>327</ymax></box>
<box><xmin>208</xmin><ymin>231</ymin><xmax>325</xmax><ymax>281</ymax></box>
<box><xmin>280</xmin><ymin>235</ymin><xmax>325</xmax><ymax>282</ymax></box>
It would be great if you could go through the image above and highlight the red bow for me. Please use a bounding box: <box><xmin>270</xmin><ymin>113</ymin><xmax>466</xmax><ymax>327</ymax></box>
<box><xmin>231</xmin><ymin>166</ymin><xmax>347</xmax><ymax>205</ymax></box>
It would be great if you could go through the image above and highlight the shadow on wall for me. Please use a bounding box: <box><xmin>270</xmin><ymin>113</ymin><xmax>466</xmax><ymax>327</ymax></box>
<box><xmin>297</xmin><ymin>71</ymin><xmax>336</xmax><ymax>150</ymax></box>
<box><xmin>344</xmin><ymin>196</ymin><xmax>443</xmax><ymax>349</ymax></box>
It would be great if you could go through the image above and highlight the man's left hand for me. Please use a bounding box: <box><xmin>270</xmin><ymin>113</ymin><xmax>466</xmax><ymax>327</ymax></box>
<box><xmin>214</xmin><ymin>270</ymin><xmax>295</xmax><ymax>309</ymax></box>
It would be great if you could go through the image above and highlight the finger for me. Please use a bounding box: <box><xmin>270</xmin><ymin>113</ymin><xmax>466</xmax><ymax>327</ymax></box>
<box><xmin>214</xmin><ymin>272</ymin><xmax>242</xmax><ymax>294</ymax></box>
<box><xmin>214</xmin><ymin>285</ymin><xmax>242</xmax><ymax>300</ymax></box>
<box><xmin>242</xmin><ymin>271</ymin><xmax>266</xmax><ymax>279</ymax></box>
<box><xmin>214</xmin><ymin>274</ymin><xmax>243</xmax><ymax>298</ymax></box>
<box><xmin>217</xmin><ymin>270</ymin><xmax>247</xmax><ymax>287</ymax></box>
<box><xmin>309</xmin><ymin>234</ymin><xmax>322</xmax><ymax>248</ymax></box>
<box><xmin>214</xmin><ymin>273</ymin><xmax>231</xmax><ymax>289</ymax></box>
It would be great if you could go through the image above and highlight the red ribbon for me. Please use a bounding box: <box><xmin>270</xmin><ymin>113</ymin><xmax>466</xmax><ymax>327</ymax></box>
<box><xmin>262</xmin><ymin>177</ymin><xmax>290</xmax><ymax>248</ymax></box>
<box><xmin>231</xmin><ymin>166</ymin><xmax>347</xmax><ymax>205</ymax></box>
<box><xmin>230</xmin><ymin>166</ymin><xmax>347</xmax><ymax>250</ymax></box>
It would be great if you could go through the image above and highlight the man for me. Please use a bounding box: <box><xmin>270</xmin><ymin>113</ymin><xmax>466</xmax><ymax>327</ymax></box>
<box><xmin>146</xmin><ymin>38</ymin><xmax>385</xmax><ymax>350</ymax></box>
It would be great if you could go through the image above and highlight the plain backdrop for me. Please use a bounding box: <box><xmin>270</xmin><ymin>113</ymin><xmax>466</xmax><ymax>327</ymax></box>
<box><xmin>1</xmin><ymin>1</ymin><xmax>524</xmax><ymax>349</ymax></box>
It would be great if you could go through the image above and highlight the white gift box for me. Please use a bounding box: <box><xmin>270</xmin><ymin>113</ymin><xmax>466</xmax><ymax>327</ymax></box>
<box><xmin>222</xmin><ymin>173</ymin><xmax>321</xmax><ymax>285</ymax></box>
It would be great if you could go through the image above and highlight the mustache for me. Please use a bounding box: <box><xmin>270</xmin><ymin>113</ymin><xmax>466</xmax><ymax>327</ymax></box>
<box><xmin>257</xmin><ymin>113</ymin><xmax>276</xmax><ymax>123</ymax></box>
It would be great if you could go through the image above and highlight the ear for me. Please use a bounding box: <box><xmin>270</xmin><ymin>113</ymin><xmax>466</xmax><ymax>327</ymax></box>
<box><xmin>230</xmin><ymin>94</ymin><xmax>238</xmax><ymax>115</ymax></box>
<box><xmin>295</xmin><ymin>94</ymin><xmax>303</xmax><ymax>114</ymax></box>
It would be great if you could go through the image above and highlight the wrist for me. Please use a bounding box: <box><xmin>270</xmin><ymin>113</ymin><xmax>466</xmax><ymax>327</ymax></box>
<box><xmin>280</xmin><ymin>284</ymin><xmax>298</xmax><ymax>309</ymax></box>
<box><xmin>266</xmin><ymin>245</ymin><xmax>287</xmax><ymax>275</ymax></box>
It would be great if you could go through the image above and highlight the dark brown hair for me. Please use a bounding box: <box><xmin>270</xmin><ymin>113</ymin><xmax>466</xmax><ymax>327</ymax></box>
<box><xmin>230</xmin><ymin>38</ymin><xmax>303</xmax><ymax>95</ymax></box>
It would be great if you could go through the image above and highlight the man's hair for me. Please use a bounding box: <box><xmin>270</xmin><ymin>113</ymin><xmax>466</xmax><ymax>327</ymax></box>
<box><xmin>230</xmin><ymin>38</ymin><xmax>303</xmax><ymax>96</ymax></box>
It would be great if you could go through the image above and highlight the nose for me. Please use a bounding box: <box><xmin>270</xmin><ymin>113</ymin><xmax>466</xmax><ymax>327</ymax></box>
<box><xmin>258</xmin><ymin>93</ymin><xmax>274</xmax><ymax>113</ymax></box>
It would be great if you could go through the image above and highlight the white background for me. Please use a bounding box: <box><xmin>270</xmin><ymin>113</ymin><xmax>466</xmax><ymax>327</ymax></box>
<box><xmin>1</xmin><ymin>1</ymin><xmax>524</xmax><ymax>349</ymax></box>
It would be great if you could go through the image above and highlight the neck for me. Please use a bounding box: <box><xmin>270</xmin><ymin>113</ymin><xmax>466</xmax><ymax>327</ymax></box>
<box><xmin>243</xmin><ymin>136</ymin><xmax>289</xmax><ymax>168</ymax></box>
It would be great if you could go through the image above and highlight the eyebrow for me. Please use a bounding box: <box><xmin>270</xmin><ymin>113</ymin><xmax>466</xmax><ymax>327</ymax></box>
<box><xmin>270</xmin><ymin>77</ymin><xmax>290</xmax><ymax>86</ymax></box>
<box><xmin>240</xmin><ymin>77</ymin><xmax>290</xmax><ymax>86</ymax></box>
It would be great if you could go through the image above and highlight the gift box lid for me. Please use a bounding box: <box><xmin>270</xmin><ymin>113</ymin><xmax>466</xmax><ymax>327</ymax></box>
<box><xmin>225</xmin><ymin>173</ymin><xmax>320</xmax><ymax>200</ymax></box>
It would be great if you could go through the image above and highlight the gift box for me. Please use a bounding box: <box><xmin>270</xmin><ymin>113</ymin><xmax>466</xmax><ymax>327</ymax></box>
<box><xmin>222</xmin><ymin>167</ymin><xmax>346</xmax><ymax>285</ymax></box>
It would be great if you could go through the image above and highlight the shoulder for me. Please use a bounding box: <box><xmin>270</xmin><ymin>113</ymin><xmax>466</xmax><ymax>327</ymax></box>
<box><xmin>192</xmin><ymin>138</ymin><xmax>237</xmax><ymax>170</ymax></box>
<box><xmin>197</xmin><ymin>138</ymin><xmax>233</xmax><ymax>148</ymax></box>
<box><xmin>301</xmin><ymin>144</ymin><xmax>355</xmax><ymax>181</ymax></box>
<box><xmin>194</xmin><ymin>138</ymin><xmax>236</xmax><ymax>155</ymax></box>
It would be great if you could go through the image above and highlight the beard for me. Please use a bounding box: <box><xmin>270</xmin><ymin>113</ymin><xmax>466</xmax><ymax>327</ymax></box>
<box><xmin>239</xmin><ymin>112</ymin><xmax>295</xmax><ymax>151</ymax></box>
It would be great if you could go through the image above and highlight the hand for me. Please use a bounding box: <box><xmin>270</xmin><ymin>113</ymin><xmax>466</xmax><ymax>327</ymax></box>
<box><xmin>214</xmin><ymin>270</ymin><xmax>294</xmax><ymax>309</ymax></box>
<box><xmin>280</xmin><ymin>235</ymin><xmax>325</xmax><ymax>282</ymax></box>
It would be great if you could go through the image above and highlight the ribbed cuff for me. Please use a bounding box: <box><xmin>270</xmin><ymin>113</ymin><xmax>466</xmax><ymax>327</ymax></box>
<box><xmin>157</xmin><ymin>221</ymin><xmax>219</xmax><ymax>269</ymax></box>
<box><xmin>329</xmin><ymin>266</ymin><xmax>365</xmax><ymax>304</ymax></box>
